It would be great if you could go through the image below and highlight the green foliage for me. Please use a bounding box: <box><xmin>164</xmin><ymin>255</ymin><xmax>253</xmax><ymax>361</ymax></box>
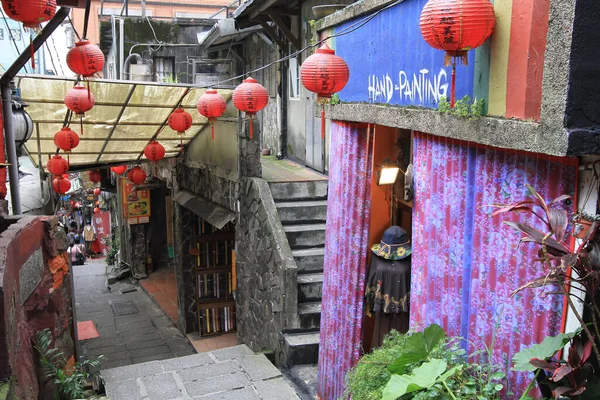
<box><xmin>34</xmin><ymin>329</ymin><xmax>103</xmax><ymax>400</ymax></box>
<box><xmin>437</xmin><ymin>96</ymin><xmax>485</xmax><ymax>120</ymax></box>
<box><xmin>512</xmin><ymin>330</ymin><xmax>580</xmax><ymax>372</ymax></box>
<box><xmin>345</xmin><ymin>325</ymin><xmax>507</xmax><ymax>400</ymax></box>
<box><xmin>161</xmin><ymin>74</ymin><xmax>179</xmax><ymax>84</ymax></box>
<box><xmin>104</xmin><ymin>234</ymin><xmax>120</xmax><ymax>266</ymax></box>
<box><xmin>308</xmin><ymin>19</ymin><xmax>317</xmax><ymax>29</ymax></box>
<box><xmin>330</xmin><ymin>93</ymin><xmax>341</xmax><ymax>105</ymax></box>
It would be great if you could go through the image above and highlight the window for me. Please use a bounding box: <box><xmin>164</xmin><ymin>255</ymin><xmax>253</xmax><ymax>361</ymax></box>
<box><xmin>99</xmin><ymin>8</ymin><xmax>152</xmax><ymax>16</ymax></box>
<box><xmin>154</xmin><ymin>57</ymin><xmax>175</xmax><ymax>83</ymax></box>
<box><xmin>289</xmin><ymin>57</ymin><xmax>300</xmax><ymax>99</ymax></box>
<box><xmin>10</xmin><ymin>29</ymin><xmax>21</xmax><ymax>41</ymax></box>
<box><xmin>193</xmin><ymin>60</ymin><xmax>232</xmax><ymax>86</ymax></box>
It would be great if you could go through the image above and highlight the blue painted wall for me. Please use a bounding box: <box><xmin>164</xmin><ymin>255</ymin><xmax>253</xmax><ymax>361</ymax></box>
<box><xmin>335</xmin><ymin>0</ymin><xmax>476</xmax><ymax>108</ymax></box>
<box><xmin>0</xmin><ymin>18</ymin><xmax>45</xmax><ymax>75</ymax></box>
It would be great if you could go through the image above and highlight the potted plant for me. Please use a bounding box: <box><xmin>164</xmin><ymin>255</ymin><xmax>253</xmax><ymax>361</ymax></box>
<box><xmin>572</xmin><ymin>210</ymin><xmax>600</xmax><ymax>239</ymax></box>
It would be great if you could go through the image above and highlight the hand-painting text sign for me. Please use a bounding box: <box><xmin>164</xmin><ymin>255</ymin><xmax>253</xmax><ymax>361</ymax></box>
<box><xmin>334</xmin><ymin>0</ymin><xmax>475</xmax><ymax>108</ymax></box>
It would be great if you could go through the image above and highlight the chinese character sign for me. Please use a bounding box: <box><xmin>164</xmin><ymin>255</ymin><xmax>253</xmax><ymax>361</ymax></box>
<box><xmin>92</xmin><ymin>211</ymin><xmax>111</xmax><ymax>256</ymax></box>
<box><xmin>121</xmin><ymin>177</ymin><xmax>151</xmax><ymax>225</ymax></box>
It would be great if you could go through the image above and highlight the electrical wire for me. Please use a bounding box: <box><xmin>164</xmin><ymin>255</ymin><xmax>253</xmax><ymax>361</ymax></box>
<box><xmin>49</xmin><ymin>34</ymin><xmax>65</xmax><ymax>75</ymax></box>
<box><xmin>196</xmin><ymin>0</ymin><xmax>401</xmax><ymax>89</ymax></box>
<box><xmin>67</xmin><ymin>14</ymin><xmax>82</xmax><ymax>41</ymax></box>
<box><xmin>44</xmin><ymin>41</ymin><xmax>60</xmax><ymax>75</ymax></box>
<box><xmin>0</xmin><ymin>8</ymin><xmax>30</xmax><ymax>73</ymax></box>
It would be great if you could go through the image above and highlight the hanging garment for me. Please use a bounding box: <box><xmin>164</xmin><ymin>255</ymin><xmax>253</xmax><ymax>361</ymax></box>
<box><xmin>365</xmin><ymin>255</ymin><xmax>411</xmax><ymax>349</ymax></box>
<box><xmin>83</xmin><ymin>225</ymin><xmax>95</xmax><ymax>242</ymax></box>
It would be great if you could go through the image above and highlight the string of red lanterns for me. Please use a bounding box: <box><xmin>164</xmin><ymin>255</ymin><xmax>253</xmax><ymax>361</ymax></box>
<box><xmin>300</xmin><ymin>43</ymin><xmax>349</xmax><ymax>140</ymax></box>
<box><xmin>93</xmin><ymin>187</ymin><xmax>101</xmax><ymax>197</ymax></box>
<box><xmin>197</xmin><ymin>89</ymin><xmax>227</xmax><ymax>141</ymax></box>
<box><xmin>419</xmin><ymin>0</ymin><xmax>495</xmax><ymax>107</ymax></box>
<box><xmin>46</xmin><ymin>155</ymin><xmax>69</xmax><ymax>176</ymax></box>
<box><xmin>111</xmin><ymin>165</ymin><xmax>128</xmax><ymax>175</ymax></box>
<box><xmin>232</xmin><ymin>77</ymin><xmax>268</xmax><ymax>140</ymax></box>
<box><xmin>52</xmin><ymin>176</ymin><xmax>71</xmax><ymax>194</ymax></box>
<box><xmin>88</xmin><ymin>169</ymin><xmax>102</xmax><ymax>184</ymax></box>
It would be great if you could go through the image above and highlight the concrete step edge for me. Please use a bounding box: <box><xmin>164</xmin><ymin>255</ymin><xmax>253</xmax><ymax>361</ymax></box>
<box><xmin>297</xmin><ymin>273</ymin><xmax>324</xmax><ymax>284</ymax></box>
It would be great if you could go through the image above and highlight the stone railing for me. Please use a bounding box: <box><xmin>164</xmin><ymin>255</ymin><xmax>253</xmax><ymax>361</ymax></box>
<box><xmin>236</xmin><ymin>177</ymin><xmax>299</xmax><ymax>365</ymax></box>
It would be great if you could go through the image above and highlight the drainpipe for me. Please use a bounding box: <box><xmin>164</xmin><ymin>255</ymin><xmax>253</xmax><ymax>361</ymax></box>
<box><xmin>0</xmin><ymin>7</ymin><xmax>70</xmax><ymax>215</ymax></box>
<box><xmin>119</xmin><ymin>17</ymin><xmax>125</xmax><ymax>80</ymax></box>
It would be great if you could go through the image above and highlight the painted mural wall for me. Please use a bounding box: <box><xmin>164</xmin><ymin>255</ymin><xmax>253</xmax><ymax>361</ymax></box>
<box><xmin>331</xmin><ymin>0</ymin><xmax>549</xmax><ymax>121</ymax></box>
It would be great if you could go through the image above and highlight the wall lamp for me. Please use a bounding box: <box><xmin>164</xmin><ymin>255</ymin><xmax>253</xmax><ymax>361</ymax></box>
<box><xmin>377</xmin><ymin>159</ymin><xmax>402</xmax><ymax>186</ymax></box>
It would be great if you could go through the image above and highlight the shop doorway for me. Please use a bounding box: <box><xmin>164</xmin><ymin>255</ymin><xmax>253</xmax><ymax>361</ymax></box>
<box><xmin>362</xmin><ymin>125</ymin><xmax>413</xmax><ymax>352</ymax></box>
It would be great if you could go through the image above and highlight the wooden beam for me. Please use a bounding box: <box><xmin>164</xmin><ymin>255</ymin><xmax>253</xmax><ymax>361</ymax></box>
<box><xmin>249</xmin><ymin>0</ymin><xmax>279</xmax><ymax>19</ymax></box>
<box><xmin>268</xmin><ymin>12</ymin><xmax>301</xmax><ymax>49</ymax></box>
<box><xmin>258</xmin><ymin>20</ymin><xmax>287</xmax><ymax>49</ymax></box>
<box><xmin>267</xmin><ymin>7</ymin><xmax>300</xmax><ymax>16</ymax></box>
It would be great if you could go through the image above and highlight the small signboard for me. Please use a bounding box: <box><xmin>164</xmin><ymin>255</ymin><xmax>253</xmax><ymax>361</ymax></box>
<box><xmin>122</xmin><ymin>178</ymin><xmax>151</xmax><ymax>225</ymax></box>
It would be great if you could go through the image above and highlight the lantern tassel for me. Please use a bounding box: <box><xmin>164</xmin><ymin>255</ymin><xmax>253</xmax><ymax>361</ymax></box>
<box><xmin>30</xmin><ymin>33</ymin><xmax>35</xmax><ymax>70</ymax></box>
<box><xmin>180</xmin><ymin>136</ymin><xmax>183</xmax><ymax>153</ymax></box>
<box><xmin>249</xmin><ymin>117</ymin><xmax>253</xmax><ymax>140</ymax></box>
<box><xmin>450</xmin><ymin>63</ymin><xmax>456</xmax><ymax>109</ymax></box>
<box><xmin>212</xmin><ymin>124</ymin><xmax>215</xmax><ymax>141</ymax></box>
<box><xmin>321</xmin><ymin>104</ymin><xmax>326</xmax><ymax>140</ymax></box>
<box><xmin>87</xmin><ymin>80</ymin><xmax>91</xmax><ymax>101</ymax></box>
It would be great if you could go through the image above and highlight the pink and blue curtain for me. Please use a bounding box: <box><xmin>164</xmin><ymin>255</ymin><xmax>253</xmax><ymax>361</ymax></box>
<box><xmin>411</xmin><ymin>132</ymin><xmax>578</xmax><ymax>394</ymax></box>
<box><xmin>317</xmin><ymin>121</ymin><xmax>374</xmax><ymax>400</ymax></box>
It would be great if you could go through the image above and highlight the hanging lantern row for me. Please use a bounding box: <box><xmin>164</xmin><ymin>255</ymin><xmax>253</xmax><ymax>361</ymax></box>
<box><xmin>419</xmin><ymin>0</ymin><xmax>495</xmax><ymax>107</ymax></box>
<box><xmin>0</xmin><ymin>0</ymin><xmax>56</xmax><ymax>28</ymax></box>
<box><xmin>67</xmin><ymin>40</ymin><xmax>105</xmax><ymax>77</ymax></box>
<box><xmin>128</xmin><ymin>166</ymin><xmax>146</xmax><ymax>185</ymax></box>
<box><xmin>197</xmin><ymin>89</ymin><xmax>227</xmax><ymax>141</ymax></box>
<box><xmin>52</xmin><ymin>176</ymin><xmax>71</xmax><ymax>194</ymax></box>
<box><xmin>300</xmin><ymin>43</ymin><xmax>350</xmax><ymax>140</ymax></box>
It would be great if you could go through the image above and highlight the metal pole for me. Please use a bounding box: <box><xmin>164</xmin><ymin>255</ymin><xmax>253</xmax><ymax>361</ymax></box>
<box><xmin>2</xmin><ymin>85</ymin><xmax>20</xmax><ymax>214</ymax></box>
<box><xmin>119</xmin><ymin>18</ymin><xmax>125</xmax><ymax>80</ymax></box>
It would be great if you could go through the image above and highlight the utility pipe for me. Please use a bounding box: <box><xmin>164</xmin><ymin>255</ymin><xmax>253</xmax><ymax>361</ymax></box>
<box><xmin>0</xmin><ymin>7</ymin><xmax>70</xmax><ymax>215</ymax></box>
<box><xmin>119</xmin><ymin>17</ymin><xmax>125</xmax><ymax>80</ymax></box>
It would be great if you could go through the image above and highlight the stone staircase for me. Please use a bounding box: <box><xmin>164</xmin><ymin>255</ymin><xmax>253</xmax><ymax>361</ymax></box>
<box><xmin>268</xmin><ymin>180</ymin><xmax>327</xmax><ymax>370</ymax></box>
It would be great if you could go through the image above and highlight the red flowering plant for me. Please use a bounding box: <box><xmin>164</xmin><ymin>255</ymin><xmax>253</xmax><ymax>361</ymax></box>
<box><xmin>490</xmin><ymin>184</ymin><xmax>600</xmax><ymax>398</ymax></box>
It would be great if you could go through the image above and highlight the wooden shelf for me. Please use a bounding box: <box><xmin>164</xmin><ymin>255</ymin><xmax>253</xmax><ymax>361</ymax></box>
<box><xmin>197</xmin><ymin>299</ymin><xmax>235</xmax><ymax>310</ymax></box>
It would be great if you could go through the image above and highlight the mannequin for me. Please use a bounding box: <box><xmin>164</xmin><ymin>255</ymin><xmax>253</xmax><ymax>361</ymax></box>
<box><xmin>365</xmin><ymin>226</ymin><xmax>411</xmax><ymax>350</ymax></box>
<box><xmin>83</xmin><ymin>223</ymin><xmax>96</xmax><ymax>255</ymax></box>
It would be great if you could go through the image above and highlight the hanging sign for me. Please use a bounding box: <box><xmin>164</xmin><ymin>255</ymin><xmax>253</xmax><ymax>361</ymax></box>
<box><xmin>92</xmin><ymin>211</ymin><xmax>111</xmax><ymax>256</ymax></box>
<box><xmin>121</xmin><ymin>178</ymin><xmax>151</xmax><ymax>225</ymax></box>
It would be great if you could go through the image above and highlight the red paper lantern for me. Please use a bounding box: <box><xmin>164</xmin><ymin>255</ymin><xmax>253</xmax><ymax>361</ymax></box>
<box><xmin>95</xmin><ymin>200</ymin><xmax>99</xmax><ymax>206</ymax></box>
<box><xmin>232</xmin><ymin>77</ymin><xmax>268</xmax><ymax>140</ymax></box>
<box><xmin>1</xmin><ymin>0</ymin><xmax>56</xmax><ymax>28</ymax></box>
<box><xmin>93</xmin><ymin>188</ymin><xmax>101</xmax><ymax>196</ymax></box>
<box><xmin>420</xmin><ymin>0</ymin><xmax>495</xmax><ymax>106</ymax></box>
<box><xmin>64</xmin><ymin>84</ymin><xmax>95</xmax><ymax>136</ymax></box>
<box><xmin>66</xmin><ymin>40</ymin><xmax>105</xmax><ymax>77</ymax></box>
<box><xmin>54</xmin><ymin>127</ymin><xmax>80</xmax><ymax>153</ymax></box>
<box><xmin>62</xmin><ymin>173</ymin><xmax>69</xmax><ymax>179</ymax></box>
<box><xmin>197</xmin><ymin>89</ymin><xmax>227</xmax><ymax>140</ymax></box>
<box><xmin>69</xmin><ymin>199</ymin><xmax>75</xmax><ymax>208</ymax></box>
<box><xmin>111</xmin><ymin>165</ymin><xmax>127</xmax><ymax>175</ymax></box>
<box><xmin>52</xmin><ymin>177</ymin><xmax>71</xmax><ymax>194</ymax></box>
<box><xmin>88</xmin><ymin>170</ymin><xmax>102</xmax><ymax>183</ymax></box>
<box><xmin>300</xmin><ymin>43</ymin><xmax>349</xmax><ymax>140</ymax></box>
<box><xmin>46</xmin><ymin>155</ymin><xmax>69</xmax><ymax>176</ymax></box>
<box><xmin>93</xmin><ymin>207</ymin><xmax>101</xmax><ymax>214</ymax></box>
<box><xmin>127</xmin><ymin>166</ymin><xmax>146</xmax><ymax>185</ymax></box>
<box><xmin>168</xmin><ymin>108</ymin><xmax>193</xmax><ymax>152</ymax></box>
<box><xmin>144</xmin><ymin>141</ymin><xmax>165</xmax><ymax>162</ymax></box>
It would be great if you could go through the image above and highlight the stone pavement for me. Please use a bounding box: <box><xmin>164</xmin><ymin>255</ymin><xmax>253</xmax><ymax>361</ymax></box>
<box><xmin>102</xmin><ymin>345</ymin><xmax>301</xmax><ymax>400</ymax></box>
<box><xmin>74</xmin><ymin>261</ymin><xmax>196</xmax><ymax>370</ymax></box>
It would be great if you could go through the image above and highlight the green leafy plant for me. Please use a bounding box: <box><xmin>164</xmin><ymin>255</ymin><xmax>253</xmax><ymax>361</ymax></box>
<box><xmin>34</xmin><ymin>329</ymin><xmax>103</xmax><ymax>400</ymax></box>
<box><xmin>104</xmin><ymin>234</ymin><xmax>120</xmax><ymax>266</ymax></box>
<box><xmin>437</xmin><ymin>96</ymin><xmax>485</xmax><ymax>119</ymax></box>
<box><xmin>345</xmin><ymin>324</ymin><xmax>506</xmax><ymax>400</ymax></box>
<box><xmin>330</xmin><ymin>93</ymin><xmax>341</xmax><ymax>105</ymax></box>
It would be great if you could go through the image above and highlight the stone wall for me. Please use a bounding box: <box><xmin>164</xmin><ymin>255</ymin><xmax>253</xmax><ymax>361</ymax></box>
<box><xmin>0</xmin><ymin>216</ymin><xmax>75</xmax><ymax>399</ymax></box>
<box><xmin>236</xmin><ymin>178</ymin><xmax>298</xmax><ymax>365</ymax></box>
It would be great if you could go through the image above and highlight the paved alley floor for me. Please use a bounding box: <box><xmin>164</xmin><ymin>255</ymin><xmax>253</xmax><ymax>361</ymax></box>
<box><xmin>74</xmin><ymin>261</ymin><xmax>196</xmax><ymax>369</ymax></box>
<box><xmin>102</xmin><ymin>345</ymin><xmax>300</xmax><ymax>400</ymax></box>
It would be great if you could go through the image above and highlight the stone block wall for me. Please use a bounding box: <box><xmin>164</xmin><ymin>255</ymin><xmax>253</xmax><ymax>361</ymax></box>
<box><xmin>0</xmin><ymin>216</ymin><xmax>75</xmax><ymax>399</ymax></box>
<box><xmin>236</xmin><ymin>178</ymin><xmax>299</xmax><ymax>365</ymax></box>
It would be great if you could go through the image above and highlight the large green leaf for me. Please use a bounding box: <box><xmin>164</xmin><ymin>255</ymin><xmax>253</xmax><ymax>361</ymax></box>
<box><xmin>512</xmin><ymin>331</ymin><xmax>580</xmax><ymax>372</ymax></box>
<box><xmin>382</xmin><ymin>359</ymin><xmax>448</xmax><ymax>400</ymax></box>
<box><xmin>388</xmin><ymin>324</ymin><xmax>446</xmax><ymax>374</ymax></box>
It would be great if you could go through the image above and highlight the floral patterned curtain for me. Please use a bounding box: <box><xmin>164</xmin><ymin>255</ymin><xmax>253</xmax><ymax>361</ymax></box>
<box><xmin>411</xmin><ymin>132</ymin><xmax>578</xmax><ymax>394</ymax></box>
<box><xmin>317</xmin><ymin>121</ymin><xmax>374</xmax><ymax>400</ymax></box>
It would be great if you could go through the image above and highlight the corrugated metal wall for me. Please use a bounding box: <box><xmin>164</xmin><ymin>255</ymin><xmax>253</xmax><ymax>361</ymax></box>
<box><xmin>411</xmin><ymin>132</ymin><xmax>578</xmax><ymax>394</ymax></box>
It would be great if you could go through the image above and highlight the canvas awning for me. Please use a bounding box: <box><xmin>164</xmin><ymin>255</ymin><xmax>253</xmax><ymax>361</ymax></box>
<box><xmin>173</xmin><ymin>190</ymin><xmax>236</xmax><ymax>229</ymax></box>
<box><xmin>16</xmin><ymin>75</ymin><xmax>233</xmax><ymax>171</ymax></box>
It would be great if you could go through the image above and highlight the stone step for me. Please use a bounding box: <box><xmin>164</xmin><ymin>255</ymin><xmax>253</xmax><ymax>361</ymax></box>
<box><xmin>282</xmin><ymin>331</ymin><xmax>320</xmax><ymax>367</ymax></box>
<box><xmin>297</xmin><ymin>273</ymin><xmax>323</xmax><ymax>303</ymax></box>
<box><xmin>292</xmin><ymin>248</ymin><xmax>325</xmax><ymax>274</ymax></box>
<box><xmin>284</xmin><ymin>224</ymin><xmax>326</xmax><ymax>249</ymax></box>
<box><xmin>276</xmin><ymin>200</ymin><xmax>328</xmax><ymax>224</ymax></box>
<box><xmin>298</xmin><ymin>302</ymin><xmax>321</xmax><ymax>330</ymax></box>
<box><xmin>289</xmin><ymin>365</ymin><xmax>318</xmax><ymax>400</ymax></box>
<box><xmin>269</xmin><ymin>181</ymin><xmax>328</xmax><ymax>201</ymax></box>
